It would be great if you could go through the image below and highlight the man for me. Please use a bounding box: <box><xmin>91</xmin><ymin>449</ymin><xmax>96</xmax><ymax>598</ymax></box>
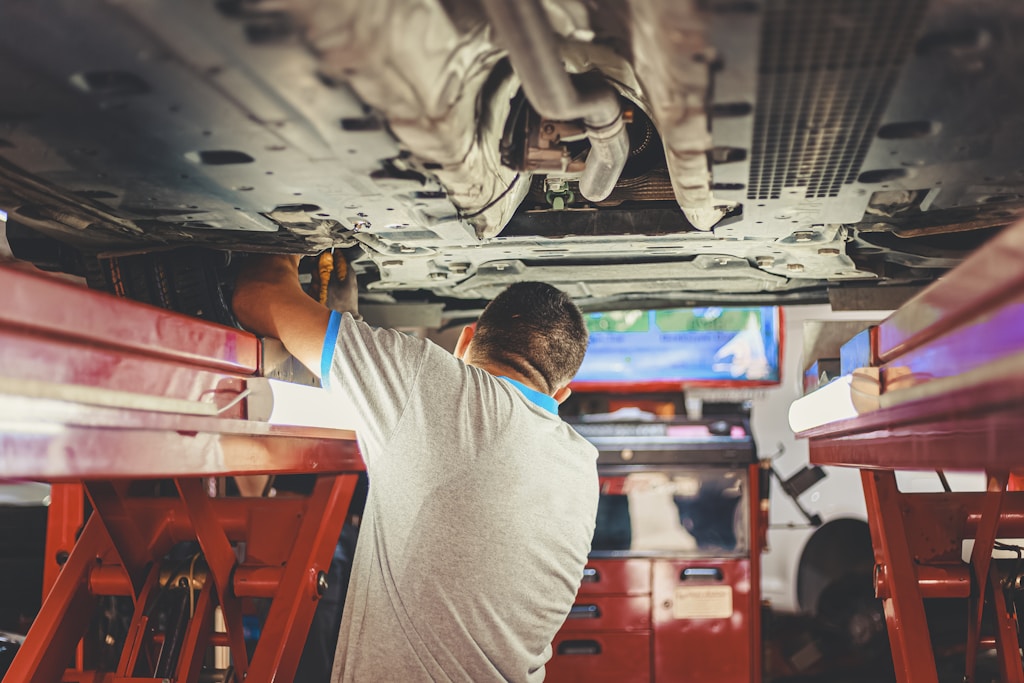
<box><xmin>232</xmin><ymin>254</ymin><xmax>599</xmax><ymax>682</ymax></box>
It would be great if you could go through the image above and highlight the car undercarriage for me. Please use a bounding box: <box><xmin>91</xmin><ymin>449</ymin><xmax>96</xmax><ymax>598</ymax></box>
<box><xmin>1</xmin><ymin>0</ymin><xmax>1023</xmax><ymax>325</ymax></box>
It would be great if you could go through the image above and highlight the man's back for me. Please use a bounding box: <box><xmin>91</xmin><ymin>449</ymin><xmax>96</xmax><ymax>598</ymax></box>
<box><xmin>323</xmin><ymin>314</ymin><xmax>599</xmax><ymax>682</ymax></box>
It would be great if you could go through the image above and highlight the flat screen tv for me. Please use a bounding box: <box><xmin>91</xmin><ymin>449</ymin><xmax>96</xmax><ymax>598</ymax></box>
<box><xmin>572</xmin><ymin>306</ymin><xmax>782</xmax><ymax>392</ymax></box>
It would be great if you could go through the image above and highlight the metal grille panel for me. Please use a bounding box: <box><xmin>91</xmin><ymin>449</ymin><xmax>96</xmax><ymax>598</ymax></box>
<box><xmin>747</xmin><ymin>0</ymin><xmax>928</xmax><ymax>200</ymax></box>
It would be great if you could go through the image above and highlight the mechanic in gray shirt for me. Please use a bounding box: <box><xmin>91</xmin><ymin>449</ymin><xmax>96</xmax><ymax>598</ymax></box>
<box><xmin>233</xmin><ymin>254</ymin><xmax>599</xmax><ymax>682</ymax></box>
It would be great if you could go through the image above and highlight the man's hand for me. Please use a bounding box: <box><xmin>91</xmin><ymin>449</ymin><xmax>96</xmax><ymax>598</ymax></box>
<box><xmin>326</xmin><ymin>255</ymin><xmax>361</xmax><ymax>318</ymax></box>
<box><xmin>233</xmin><ymin>254</ymin><xmax>332</xmax><ymax>377</ymax></box>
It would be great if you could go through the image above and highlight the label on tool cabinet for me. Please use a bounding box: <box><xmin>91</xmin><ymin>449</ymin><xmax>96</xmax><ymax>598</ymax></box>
<box><xmin>673</xmin><ymin>585</ymin><xmax>733</xmax><ymax>619</ymax></box>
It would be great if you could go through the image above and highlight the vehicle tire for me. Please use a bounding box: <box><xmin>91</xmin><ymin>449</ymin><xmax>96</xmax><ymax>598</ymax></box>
<box><xmin>815</xmin><ymin>572</ymin><xmax>887</xmax><ymax>650</ymax></box>
<box><xmin>83</xmin><ymin>249</ymin><xmax>238</xmax><ymax>327</ymax></box>
<box><xmin>796</xmin><ymin>519</ymin><xmax>886</xmax><ymax>651</ymax></box>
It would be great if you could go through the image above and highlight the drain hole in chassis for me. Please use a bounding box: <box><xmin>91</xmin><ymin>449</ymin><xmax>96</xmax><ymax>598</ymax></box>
<box><xmin>858</xmin><ymin>168</ymin><xmax>909</xmax><ymax>184</ymax></box>
<box><xmin>187</xmin><ymin>150</ymin><xmax>256</xmax><ymax>165</ymax></box>
<box><xmin>916</xmin><ymin>26</ymin><xmax>991</xmax><ymax>57</ymax></box>
<box><xmin>70</xmin><ymin>71</ymin><xmax>151</xmax><ymax>96</ymax></box>
<box><xmin>877</xmin><ymin>120</ymin><xmax>938</xmax><ymax>140</ymax></box>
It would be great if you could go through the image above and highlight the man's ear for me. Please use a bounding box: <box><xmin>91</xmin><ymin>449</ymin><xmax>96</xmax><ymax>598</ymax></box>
<box><xmin>553</xmin><ymin>385</ymin><xmax>572</xmax><ymax>404</ymax></box>
<box><xmin>454</xmin><ymin>325</ymin><xmax>475</xmax><ymax>361</ymax></box>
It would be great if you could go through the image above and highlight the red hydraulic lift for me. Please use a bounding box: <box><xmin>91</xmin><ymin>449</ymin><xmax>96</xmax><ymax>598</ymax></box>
<box><xmin>0</xmin><ymin>263</ymin><xmax>365</xmax><ymax>682</ymax></box>
<box><xmin>794</xmin><ymin>219</ymin><xmax>1024</xmax><ymax>682</ymax></box>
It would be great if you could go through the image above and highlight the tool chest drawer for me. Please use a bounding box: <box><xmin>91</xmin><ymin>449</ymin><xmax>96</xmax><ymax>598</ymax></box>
<box><xmin>577</xmin><ymin>558</ymin><xmax>651</xmax><ymax>596</ymax></box>
<box><xmin>546</xmin><ymin>631</ymin><xmax>651</xmax><ymax>683</ymax></box>
<box><xmin>652</xmin><ymin>558</ymin><xmax>755</xmax><ymax>683</ymax></box>
<box><xmin>562</xmin><ymin>595</ymin><xmax>651</xmax><ymax>632</ymax></box>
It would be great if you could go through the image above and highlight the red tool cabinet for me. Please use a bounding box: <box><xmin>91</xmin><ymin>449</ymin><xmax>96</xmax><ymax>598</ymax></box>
<box><xmin>550</xmin><ymin>559</ymin><xmax>653</xmax><ymax>683</ymax></box>
<box><xmin>547</xmin><ymin>418</ymin><xmax>764</xmax><ymax>682</ymax></box>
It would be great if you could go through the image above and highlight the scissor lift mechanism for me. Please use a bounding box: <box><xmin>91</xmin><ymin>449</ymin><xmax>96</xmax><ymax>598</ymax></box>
<box><xmin>0</xmin><ymin>264</ymin><xmax>364</xmax><ymax>682</ymax></box>
<box><xmin>797</xmin><ymin>220</ymin><xmax>1024</xmax><ymax>682</ymax></box>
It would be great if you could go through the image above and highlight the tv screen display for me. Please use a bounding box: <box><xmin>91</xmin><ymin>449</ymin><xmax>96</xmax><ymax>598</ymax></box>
<box><xmin>572</xmin><ymin>306</ymin><xmax>782</xmax><ymax>391</ymax></box>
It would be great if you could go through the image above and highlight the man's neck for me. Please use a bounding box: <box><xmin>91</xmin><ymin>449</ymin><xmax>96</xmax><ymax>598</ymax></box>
<box><xmin>470</xmin><ymin>360</ymin><xmax>549</xmax><ymax>397</ymax></box>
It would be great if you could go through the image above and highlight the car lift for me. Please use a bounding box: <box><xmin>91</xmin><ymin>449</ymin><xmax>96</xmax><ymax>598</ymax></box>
<box><xmin>0</xmin><ymin>264</ymin><xmax>365</xmax><ymax>682</ymax></box>
<box><xmin>795</xmin><ymin>220</ymin><xmax>1024</xmax><ymax>682</ymax></box>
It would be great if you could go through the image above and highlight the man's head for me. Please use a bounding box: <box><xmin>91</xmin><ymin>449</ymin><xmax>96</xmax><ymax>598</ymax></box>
<box><xmin>456</xmin><ymin>282</ymin><xmax>589</xmax><ymax>398</ymax></box>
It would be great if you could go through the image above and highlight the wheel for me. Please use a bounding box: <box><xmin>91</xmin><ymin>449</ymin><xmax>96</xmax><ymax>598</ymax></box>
<box><xmin>83</xmin><ymin>248</ymin><xmax>238</xmax><ymax>327</ymax></box>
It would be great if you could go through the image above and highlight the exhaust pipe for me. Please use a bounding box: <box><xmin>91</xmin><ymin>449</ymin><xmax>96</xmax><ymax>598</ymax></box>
<box><xmin>479</xmin><ymin>0</ymin><xmax>629</xmax><ymax>202</ymax></box>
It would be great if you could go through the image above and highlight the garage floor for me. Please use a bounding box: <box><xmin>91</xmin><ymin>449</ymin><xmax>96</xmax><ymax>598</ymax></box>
<box><xmin>764</xmin><ymin>611</ymin><xmax>895</xmax><ymax>683</ymax></box>
<box><xmin>764</xmin><ymin>606</ymin><xmax>1010</xmax><ymax>683</ymax></box>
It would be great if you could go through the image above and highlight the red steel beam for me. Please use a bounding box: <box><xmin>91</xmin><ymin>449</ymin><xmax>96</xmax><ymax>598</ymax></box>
<box><xmin>1</xmin><ymin>260</ymin><xmax>366</xmax><ymax>682</ymax></box>
<box><xmin>798</xmin><ymin>221</ymin><xmax>1024</xmax><ymax>683</ymax></box>
<box><xmin>0</xmin><ymin>328</ymin><xmax>247</xmax><ymax>412</ymax></box>
<box><xmin>0</xmin><ymin>416</ymin><xmax>362</xmax><ymax>481</ymax></box>
<box><xmin>114</xmin><ymin>564</ymin><xmax>164</xmax><ymax>677</ymax></box>
<box><xmin>43</xmin><ymin>483</ymin><xmax>85</xmax><ymax>597</ymax></box>
<box><xmin>964</xmin><ymin>472</ymin><xmax>1009</xmax><ymax>680</ymax></box>
<box><xmin>808</xmin><ymin>408</ymin><xmax>1023</xmax><ymax>472</ymax></box>
<box><xmin>0</xmin><ymin>264</ymin><xmax>259</xmax><ymax>374</ymax></box>
<box><xmin>90</xmin><ymin>563</ymin><xmax>288</xmax><ymax>599</ymax></box>
<box><xmin>248</xmin><ymin>474</ymin><xmax>358</xmax><ymax>682</ymax></box>
<box><xmin>862</xmin><ymin>470</ymin><xmax>938</xmax><ymax>683</ymax></box>
<box><xmin>988</xmin><ymin>563</ymin><xmax>1024</xmax><ymax>682</ymax></box>
<box><xmin>173</xmin><ymin>578</ymin><xmax>217</xmax><ymax>683</ymax></box>
<box><xmin>5</xmin><ymin>517</ymin><xmax>106</xmax><ymax>683</ymax></box>
<box><xmin>174</xmin><ymin>478</ymin><xmax>250</xmax><ymax>677</ymax></box>
<box><xmin>12</xmin><ymin>475</ymin><xmax>359</xmax><ymax>681</ymax></box>
<box><xmin>84</xmin><ymin>481</ymin><xmax>154</xmax><ymax>597</ymax></box>
<box><xmin>876</xmin><ymin>220</ymin><xmax>1024</xmax><ymax>363</ymax></box>
<box><xmin>875</xmin><ymin>564</ymin><xmax>971</xmax><ymax>600</ymax></box>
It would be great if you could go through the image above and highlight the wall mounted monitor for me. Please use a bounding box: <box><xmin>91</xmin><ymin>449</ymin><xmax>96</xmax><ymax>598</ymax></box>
<box><xmin>572</xmin><ymin>307</ymin><xmax>782</xmax><ymax>392</ymax></box>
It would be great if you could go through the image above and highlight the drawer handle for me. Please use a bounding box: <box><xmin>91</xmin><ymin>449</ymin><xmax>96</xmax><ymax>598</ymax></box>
<box><xmin>567</xmin><ymin>604</ymin><xmax>602</xmax><ymax>619</ymax></box>
<box><xmin>581</xmin><ymin>567</ymin><xmax>600</xmax><ymax>583</ymax></box>
<box><xmin>681</xmin><ymin>567</ymin><xmax>723</xmax><ymax>581</ymax></box>
<box><xmin>558</xmin><ymin>640</ymin><xmax>602</xmax><ymax>656</ymax></box>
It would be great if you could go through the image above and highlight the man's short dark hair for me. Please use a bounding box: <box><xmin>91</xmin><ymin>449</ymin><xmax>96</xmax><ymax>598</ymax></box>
<box><xmin>471</xmin><ymin>282</ymin><xmax>589</xmax><ymax>394</ymax></box>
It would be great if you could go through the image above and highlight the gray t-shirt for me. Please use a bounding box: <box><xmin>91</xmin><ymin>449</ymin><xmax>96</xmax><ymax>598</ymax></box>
<box><xmin>321</xmin><ymin>312</ymin><xmax>599</xmax><ymax>682</ymax></box>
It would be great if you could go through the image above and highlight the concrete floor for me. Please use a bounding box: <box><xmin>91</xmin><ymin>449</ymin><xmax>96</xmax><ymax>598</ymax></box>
<box><xmin>764</xmin><ymin>606</ymin><xmax>1011</xmax><ymax>683</ymax></box>
<box><xmin>764</xmin><ymin>611</ymin><xmax>895</xmax><ymax>683</ymax></box>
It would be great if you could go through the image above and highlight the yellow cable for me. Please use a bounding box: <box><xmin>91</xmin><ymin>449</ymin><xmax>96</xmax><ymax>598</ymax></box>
<box><xmin>318</xmin><ymin>251</ymin><xmax>334</xmax><ymax>305</ymax></box>
<box><xmin>335</xmin><ymin>253</ymin><xmax>348</xmax><ymax>282</ymax></box>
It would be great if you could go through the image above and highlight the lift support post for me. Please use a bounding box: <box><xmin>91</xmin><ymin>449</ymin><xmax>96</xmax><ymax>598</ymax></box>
<box><xmin>796</xmin><ymin>220</ymin><xmax>1024</xmax><ymax>682</ymax></box>
<box><xmin>0</xmin><ymin>264</ymin><xmax>365</xmax><ymax>682</ymax></box>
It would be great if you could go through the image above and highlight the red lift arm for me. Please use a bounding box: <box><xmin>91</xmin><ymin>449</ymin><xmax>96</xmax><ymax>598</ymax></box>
<box><xmin>796</xmin><ymin>220</ymin><xmax>1024</xmax><ymax>682</ymax></box>
<box><xmin>0</xmin><ymin>264</ymin><xmax>365</xmax><ymax>683</ymax></box>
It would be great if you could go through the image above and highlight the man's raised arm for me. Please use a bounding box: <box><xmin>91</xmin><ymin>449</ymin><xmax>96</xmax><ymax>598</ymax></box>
<box><xmin>232</xmin><ymin>254</ymin><xmax>332</xmax><ymax>376</ymax></box>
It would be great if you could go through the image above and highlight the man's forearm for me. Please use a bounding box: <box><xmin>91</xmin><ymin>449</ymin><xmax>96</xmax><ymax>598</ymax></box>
<box><xmin>233</xmin><ymin>254</ymin><xmax>305</xmax><ymax>339</ymax></box>
<box><xmin>233</xmin><ymin>254</ymin><xmax>332</xmax><ymax>374</ymax></box>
